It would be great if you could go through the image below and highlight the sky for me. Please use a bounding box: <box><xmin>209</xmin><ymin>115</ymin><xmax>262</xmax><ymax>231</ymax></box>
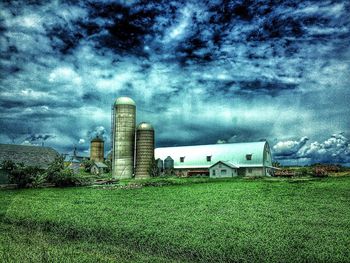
<box><xmin>0</xmin><ymin>0</ymin><xmax>349</xmax><ymax>165</ymax></box>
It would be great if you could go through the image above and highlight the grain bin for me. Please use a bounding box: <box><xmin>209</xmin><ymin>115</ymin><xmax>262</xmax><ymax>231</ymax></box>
<box><xmin>164</xmin><ymin>156</ymin><xmax>174</xmax><ymax>169</ymax></box>
<box><xmin>112</xmin><ymin>97</ymin><xmax>136</xmax><ymax>179</ymax></box>
<box><xmin>135</xmin><ymin>122</ymin><xmax>154</xmax><ymax>179</ymax></box>
<box><xmin>156</xmin><ymin>158</ymin><xmax>163</xmax><ymax>172</ymax></box>
<box><xmin>90</xmin><ymin>137</ymin><xmax>104</xmax><ymax>162</ymax></box>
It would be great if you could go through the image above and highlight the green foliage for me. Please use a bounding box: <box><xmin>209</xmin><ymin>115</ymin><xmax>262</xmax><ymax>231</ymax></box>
<box><xmin>1</xmin><ymin>177</ymin><xmax>349</xmax><ymax>262</ymax></box>
<box><xmin>298</xmin><ymin>167</ymin><xmax>311</xmax><ymax>176</ymax></box>
<box><xmin>8</xmin><ymin>165</ymin><xmax>45</xmax><ymax>188</ymax></box>
<box><xmin>103</xmin><ymin>159</ymin><xmax>111</xmax><ymax>173</ymax></box>
<box><xmin>45</xmin><ymin>155</ymin><xmax>65</xmax><ymax>183</ymax></box>
<box><xmin>148</xmin><ymin>158</ymin><xmax>160</xmax><ymax>177</ymax></box>
<box><xmin>272</xmin><ymin>161</ymin><xmax>281</xmax><ymax>167</ymax></box>
<box><xmin>50</xmin><ymin>168</ymin><xmax>88</xmax><ymax>187</ymax></box>
<box><xmin>1</xmin><ymin>160</ymin><xmax>17</xmax><ymax>171</ymax></box>
<box><xmin>82</xmin><ymin>159</ymin><xmax>94</xmax><ymax>172</ymax></box>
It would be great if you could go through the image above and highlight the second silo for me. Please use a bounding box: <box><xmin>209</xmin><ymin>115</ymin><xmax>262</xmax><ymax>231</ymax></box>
<box><xmin>112</xmin><ymin>97</ymin><xmax>136</xmax><ymax>179</ymax></box>
<box><xmin>135</xmin><ymin>122</ymin><xmax>154</xmax><ymax>179</ymax></box>
<box><xmin>90</xmin><ymin>137</ymin><xmax>104</xmax><ymax>162</ymax></box>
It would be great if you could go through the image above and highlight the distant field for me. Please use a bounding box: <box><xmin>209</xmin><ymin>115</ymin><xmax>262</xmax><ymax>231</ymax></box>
<box><xmin>1</xmin><ymin>177</ymin><xmax>349</xmax><ymax>262</ymax></box>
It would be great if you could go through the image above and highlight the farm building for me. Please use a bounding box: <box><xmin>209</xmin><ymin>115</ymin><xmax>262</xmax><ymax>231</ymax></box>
<box><xmin>0</xmin><ymin>144</ymin><xmax>59</xmax><ymax>183</ymax></box>
<box><xmin>91</xmin><ymin>162</ymin><xmax>108</xmax><ymax>175</ymax></box>
<box><xmin>209</xmin><ymin>161</ymin><xmax>239</xmax><ymax>178</ymax></box>
<box><xmin>155</xmin><ymin>141</ymin><xmax>274</xmax><ymax>177</ymax></box>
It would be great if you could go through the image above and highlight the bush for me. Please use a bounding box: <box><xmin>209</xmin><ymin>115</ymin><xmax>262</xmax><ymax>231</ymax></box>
<box><xmin>1</xmin><ymin>160</ymin><xmax>17</xmax><ymax>171</ymax></box>
<box><xmin>82</xmin><ymin>159</ymin><xmax>94</xmax><ymax>172</ymax></box>
<box><xmin>46</xmin><ymin>155</ymin><xmax>65</xmax><ymax>183</ymax></box>
<box><xmin>50</xmin><ymin>169</ymin><xmax>88</xmax><ymax>187</ymax></box>
<box><xmin>8</xmin><ymin>165</ymin><xmax>45</xmax><ymax>188</ymax></box>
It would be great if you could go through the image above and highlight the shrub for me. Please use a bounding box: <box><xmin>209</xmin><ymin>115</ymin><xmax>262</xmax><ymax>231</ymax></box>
<box><xmin>8</xmin><ymin>165</ymin><xmax>45</xmax><ymax>188</ymax></box>
<box><xmin>149</xmin><ymin>159</ymin><xmax>160</xmax><ymax>177</ymax></box>
<box><xmin>50</xmin><ymin>168</ymin><xmax>88</xmax><ymax>187</ymax></box>
<box><xmin>51</xmin><ymin>168</ymin><xmax>81</xmax><ymax>187</ymax></box>
<box><xmin>1</xmin><ymin>160</ymin><xmax>17</xmax><ymax>171</ymax></box>
<box><xmin>82</xmin><ymin>159</ymin><xmax>94</xmax><ymax>172</ymax></box>
<box><xmin>46</xmin><ymin>155</ymin><xmax>65</xmax><ymax>183</ymax></box>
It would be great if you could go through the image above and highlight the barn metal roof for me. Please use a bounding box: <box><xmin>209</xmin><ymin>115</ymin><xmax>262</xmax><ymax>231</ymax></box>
<box><xmin>93</xmin><ymin>162</ymin><xmax>108</xmax><ymax>168</ymax></box>
<box><xmin>155</xmin><ymin>141</ymin><xmax>269</xmax><ymax>169</ymax></box>
<box><xmin>0</xmin><ymin>144</ymin><xmax>59</xmax><ymax>169</ymax></box>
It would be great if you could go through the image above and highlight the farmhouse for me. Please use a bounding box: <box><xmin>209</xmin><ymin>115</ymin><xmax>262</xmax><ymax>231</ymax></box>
<box><xmin>0</xmin><ymin>144</ymin><xmax>59</xmax><ymax>183</ymax></box>
<box><xmin>155</xmin><ymin>141</ymin><xmax>274</xmax><ymax>177</ymax></box>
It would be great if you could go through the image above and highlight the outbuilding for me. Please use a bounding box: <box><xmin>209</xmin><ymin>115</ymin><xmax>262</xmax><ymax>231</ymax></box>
<box><xmin>91</xmin><ymin>162</ymin><xmax>108</xmax><ymax>175</ymax></box>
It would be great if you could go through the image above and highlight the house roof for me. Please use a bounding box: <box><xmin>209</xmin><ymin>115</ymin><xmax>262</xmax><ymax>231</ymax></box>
<box><xmin>210</xmin><ymin>161</ymin><xmax>240</xmax><ymax>169</ymax></box>
<box><xmin>0</xmin><ymin>144</ymin><xmax>59</xmax><ymax>169</ymax></box>
<box><xmin>155</xmin><ymin>141</ymin><xmax>268</xmax><ymax>169</ymax></box>
<box><xmin>93</xmin><ymin>162</ymin><xmax>108</xmax><ymax>168</ymax></box>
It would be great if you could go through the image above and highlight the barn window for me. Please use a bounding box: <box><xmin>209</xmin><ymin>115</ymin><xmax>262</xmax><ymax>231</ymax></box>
<box><xmin>246</xmin><ymin>154</ymin><xmax>252</xmax><ymax>160</ymax></box>
<box><xmin>206</xmin><ymin>156</ymin><xmax>211</xmax><ymax>162</ymax></box>
<box><xmin>180</xmin><ymin>157</ymin><xmax>185</xmax><ymax>162</ymax></box>
<box><xmin>221</xmin><ymin>169</ymin><xmax>227</xmax><ymax>175</ymax></box>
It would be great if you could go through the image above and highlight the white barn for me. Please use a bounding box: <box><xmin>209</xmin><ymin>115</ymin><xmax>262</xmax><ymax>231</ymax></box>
<box><xmin>155</xmin><ymin>141</ymin><xmax>274</xmax><ymax>177</ymax></box>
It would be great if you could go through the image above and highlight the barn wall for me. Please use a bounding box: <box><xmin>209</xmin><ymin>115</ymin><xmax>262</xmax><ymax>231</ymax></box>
<box><xmin>245</xmin><ymin>167</ymin><xmax>264</xmax><ymax>176</ymax></box>
<box><xmin>174</xmin><ymin>168</ymin><xmax>209</xmax><ymax>177</ymax></box>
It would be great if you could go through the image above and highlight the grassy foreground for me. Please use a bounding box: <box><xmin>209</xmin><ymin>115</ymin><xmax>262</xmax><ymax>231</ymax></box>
<box><xmin>0</xmin><ymin>177</ymin><xmax>349</xmax><ymax>262</ymax></box>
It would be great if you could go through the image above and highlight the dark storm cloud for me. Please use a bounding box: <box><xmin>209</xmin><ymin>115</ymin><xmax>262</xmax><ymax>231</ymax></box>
<box><xmin>0</xmin><ymin>0</ymin><xmax>349</xmax><ymax>163</ymax></box>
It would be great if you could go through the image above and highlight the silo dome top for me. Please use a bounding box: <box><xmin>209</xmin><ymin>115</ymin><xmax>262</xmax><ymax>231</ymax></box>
<box><xmin>91</xmin><ymin>137</ymin><xmax>104</xmax><ymax>142</ymax></box>
<box><xmin>137</xmin><ymin>122</ymin><xmax>154</xmax><ymax>130</ymax></box>
<box><xmin>115</xmin><ymin>97</ymin><xmax>136</xmax><ymax>106</ymax></box>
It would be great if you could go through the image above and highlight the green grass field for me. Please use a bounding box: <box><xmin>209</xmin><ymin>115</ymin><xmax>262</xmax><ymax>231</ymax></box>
<box><xmin>1</xmin><ymin>177</ymin><xmax>349</xmax><ymax>262</ymax></box>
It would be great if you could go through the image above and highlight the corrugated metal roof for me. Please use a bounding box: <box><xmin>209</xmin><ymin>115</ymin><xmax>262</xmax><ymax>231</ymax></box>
<box><xmin>0</xmin><ymin>144</ymin><xmax>59</xmax><ymax>169</ymax></box>
<box><xmin>155</xmin><ymin>141</ymin><xmax>268</xmax><ymax>169</ymax></box>
<box><xmin>94</xmin><ymin>162</ymin><xmax>108</xmax><ymax>168</ymax></box>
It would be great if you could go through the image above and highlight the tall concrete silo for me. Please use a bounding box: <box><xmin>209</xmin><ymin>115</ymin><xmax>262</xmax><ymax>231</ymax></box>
<box><xmin>112</xmin><ymin>97</ymin><xmax>136</xmax><ymax>179</ymax></box>
<box><xmin>90</xmin><ymin>137</ymin><xmax>104</xmax><ymax>162</ymax></box>
<box><xmin>135</xmin><ymin>122</ymin><xmax>154</xmax><ymax>179</ymax></box>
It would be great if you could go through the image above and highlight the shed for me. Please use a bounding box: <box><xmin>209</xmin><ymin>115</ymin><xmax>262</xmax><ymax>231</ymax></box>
<box><xmin>91</xmin><ymin>162</ymin><xmax>108</xmax><ymax>175</ymax></box>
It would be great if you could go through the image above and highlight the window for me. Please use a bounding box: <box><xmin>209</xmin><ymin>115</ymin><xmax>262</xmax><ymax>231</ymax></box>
<box><xmin>206</xmin><ymin>156</ymin><xmax>211</xmax><ymax>162</ymax></box>
<box><xmin>212</xmin><ymin>170</ymin><xmax>216</xmax><ymax>176</ymax></box>
<box><xmin>221</xmin><ymin>169</ymin><xmax>227</xmax><ymax>175</ymax></box>
<box><xmin>180</xmin><ymin>157</ymin><xmax>185</xmax><ymax>162</ymax></box>
<box><xmin>248</xmin><ymin>168</ymin><xmax>252</xmax><ymax>173</ymax></box>
<box><xmin>246</xmin><ymin>154</ymin><xmax>252</xmax><ymax>160</ymax></box>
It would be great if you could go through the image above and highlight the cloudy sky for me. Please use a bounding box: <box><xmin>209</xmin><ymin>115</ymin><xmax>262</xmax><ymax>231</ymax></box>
<box><xmin>1</xmin><ymin>0</ymin><xmax>349</xmax><ymax>165</ymax></box>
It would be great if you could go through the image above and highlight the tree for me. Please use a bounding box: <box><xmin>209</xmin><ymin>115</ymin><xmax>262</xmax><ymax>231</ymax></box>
<box><xmin>46</xmin><ymin>155</ymin><xmax>65</xmax><ymax>182</ymax></box>
<box><xmin>82</xmin><ymin>159</ymin><xmax>94</xmax><ymax>172</ymax></box>
<box><xmin>148</xmin><ymin>159</ymin><xmax>160</xmax><ymax>177</ymax></box>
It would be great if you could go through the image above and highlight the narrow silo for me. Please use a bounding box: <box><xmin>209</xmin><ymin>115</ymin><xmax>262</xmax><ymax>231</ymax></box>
<box><xmin>90</xmin><ymin>137</ymin><xmax>104</xmax><ymax>162</ymax></box>
<box><xmin>112</xmin><ymin>97</ymin><xmax>136</xmax><ymax>179</ymax></box>
<box><xmin>164</xmin><ymin>156</ymin><xmax>174</xmax><ymax>169</ymax></box>
<box><xmin>135</xmin><ymin>122</ymin><xmax>154</xmax><ymax>179</ymax></box>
